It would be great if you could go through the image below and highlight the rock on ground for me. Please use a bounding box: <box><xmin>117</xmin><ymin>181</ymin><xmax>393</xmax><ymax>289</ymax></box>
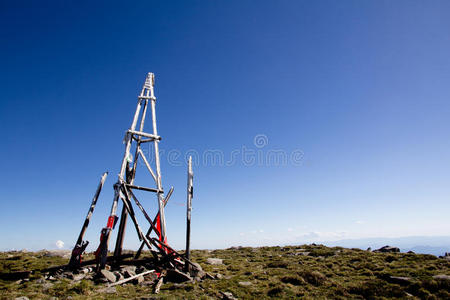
<box><xmin>100</xmin><ymin>269</ymin><xmax>117</xmax><ymax>283</ymax></box>
<box><xmin>122</xmin><ymin>266</ymin><xmax>137</xmax><ymax>278</ymax></box>
<box><xmin>123</xmin><ymin>265</ymin><xmax>137</xmax><ymax>272</ymax></box>
<box><xmin>192</xmin><ymin>262</ymin><xmax>203</xmax><ymax>271</ymax></box>
<box><xmin>388</xmin><ymin>276</ymin><xmax>412</xmax><ymax>285</ymax></box>
<box><xmin>433</xmin><ymin>274</ymin><xmax>450</xmax><ymax>281</ymax></box>
<box><xmin>206</xmin><ymin>258</ymin><xmax>223</xmax><ymax>265</ymax></box>
<box><xmin>189</xmin><ymin>262</ymin><xmax>206</xmax><ymax>280</ymax></box>
<box><xmin>220</xmin><ymin>291</ymin><xmax>237</xmax><ymax>300</ymax></box>
<box><xmin>73</xmin><ymin>274</ymin><xmax>85</xmax><ymax>281</ymax></box>
<box><xmin>374</xmin><ymin>246</ymin><xmax>400</xmax><ymax>253</ymax></box>
<box><xmin>238</xmin><ymin>281</ymin><xmax>252</xmax><ymax>286</ymax></box>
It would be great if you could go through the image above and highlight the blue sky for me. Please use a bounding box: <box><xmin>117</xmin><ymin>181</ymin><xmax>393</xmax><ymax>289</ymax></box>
<box><xmin>1</xmin><ymin>1</ymin><xmax>449</xmax><ymax>251</ymax></box>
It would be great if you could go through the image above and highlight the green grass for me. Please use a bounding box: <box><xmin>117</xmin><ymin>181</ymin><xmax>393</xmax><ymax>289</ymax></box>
<box><xmin>1</xmin><ymin>245</ymin><xmax>449</xmax><ymax>299</ymax></box>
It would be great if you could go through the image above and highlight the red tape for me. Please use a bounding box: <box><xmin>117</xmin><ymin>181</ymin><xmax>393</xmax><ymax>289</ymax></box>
<box><xmin>156</xmin><ymin>215</ymin><xmax>162</xmax><ymax>241</ymax></box>
<box><xmin>106</xmin><ymin>216</ymin><xmax>115</xmax><ymax>229</ymax></box>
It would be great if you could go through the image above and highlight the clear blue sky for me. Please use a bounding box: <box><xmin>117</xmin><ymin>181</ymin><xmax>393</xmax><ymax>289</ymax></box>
<box><xmin>1</xmin><ymin>1</ymin><xmax>449</xmax><ymax>251</ymax></box>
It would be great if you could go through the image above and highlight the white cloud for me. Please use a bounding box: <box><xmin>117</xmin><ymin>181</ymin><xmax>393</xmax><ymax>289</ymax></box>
<box><xmin>55</xmin><ymin>240</ymin><xmax>64</xmax><ymax>249</ymax></box>
<box><xmin>259</xmin><ymin>229</ymin><xmax>264</xmax><ymax>233</ymax></box>
<box><xmin>297</xmin><ymin>231</ymin><xmax>320</xmax><ymax>239</ymax></box>
<box><xmin>355</xmin><ymin>220</ymin><xmax>364</xmax><ymax>224</ymax></box>
<box><xmin>239</xmin><ymin>232</ymin><xmax>245</xmax><ymax>236</ymax></box>
<box><xmin>287</xmin><ymin>227</ymin><xmax>293</xmax><ymax>232</ymax></box>
<box><xmin>295</xmin><ymin>231</ymin><xmax>348</xmax><ymax>241</ymax></box>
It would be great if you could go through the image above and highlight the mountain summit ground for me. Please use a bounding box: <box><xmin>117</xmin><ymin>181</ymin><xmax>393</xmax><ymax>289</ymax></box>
<box><xmin>1</xmin><ymin>244</ymin><xmax>449</xmax><ymax>299</ymax></box>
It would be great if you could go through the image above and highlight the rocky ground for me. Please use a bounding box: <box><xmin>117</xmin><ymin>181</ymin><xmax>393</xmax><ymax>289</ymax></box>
<box><xmin>0</xmin><ymin>244</ymin><xmax>449</xmax><ymax>299</ymax></box>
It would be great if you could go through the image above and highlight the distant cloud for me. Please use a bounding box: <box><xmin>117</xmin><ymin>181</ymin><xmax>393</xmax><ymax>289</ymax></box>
<box><xmin>239</xmin><ymin>232</ymin><xmax>245</xmax><ymax>236</ymax></box>
<box><xmin>297</xmin><ymin>232</ymin><xmax>320</xmax><ymax>239</ymax></box>
<box><xmin>355</xmin><ymin>220</ymin><xmax>364</xmax><ymax>224</ymax></box>
<box><xmin>295</xmin><ymin>231</ymin><xmax>348</xmax><ymax>241</ymax></box>
<box><xmin>55</xmin><ymin>240</ymin><xmax>64</xmax><ymax>249</ymax></box>
<box><xmin>259</xmin><ymin>229</ymin><xmax>264</xmax><ymax>233</ymax></box>
<box><xmin>287</xmin><ymin>227</ymin><xmax>293</xmax><ymax>232</ymax></box>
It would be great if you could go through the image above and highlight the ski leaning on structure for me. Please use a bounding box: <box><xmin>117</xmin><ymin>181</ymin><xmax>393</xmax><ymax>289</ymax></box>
<box><xmin>68</xmin><ymin>172</ymin><xmax>108</xmax><ymax>269</ymax></box>
<box><xmin>185</xmin><ymin>156</ymin><xmax>193</xmax><ymax>272</ymax></box>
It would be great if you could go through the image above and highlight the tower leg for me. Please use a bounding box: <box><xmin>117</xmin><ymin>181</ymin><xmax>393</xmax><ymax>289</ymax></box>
<box><xmin>113</xmin><ymin>205</ymin><xmax>128</xmax><ymax>263</ymax></box>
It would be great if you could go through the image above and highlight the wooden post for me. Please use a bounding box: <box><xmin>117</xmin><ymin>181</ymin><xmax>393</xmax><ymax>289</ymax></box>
<box><xmin>185</xmin><ymin>156</ymin><xmax>193</xmax><ymax>272</ymax></box>
<box><xmin>114</xmin><ymin>87</ymin><xmax>150</xmax><ymax>261</ymax></box>
<box><xmin>113</xmin><ymin>163</ymin><xmax>132</xmax><ymax>262</ymax></box>
<box><xmin>148</xmin><ymin>73</ymin><xmax>168</xmax><ymax>245</ymax></box>
<box><xmin>97</xmin><ymin>75</ymin><xmax>149</xmax><ymax>269</ymax></box>
<box><xmin>113</xmin><ymin>202</ymin><xmax>129</xmax><ymax>261</ymax></box>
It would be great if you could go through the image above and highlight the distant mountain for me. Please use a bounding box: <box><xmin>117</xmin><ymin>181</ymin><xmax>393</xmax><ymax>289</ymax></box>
<box><xmin>321</xmin><ymin>236</ymin><xmax>450</xmax><ymax>256</ymax></box>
